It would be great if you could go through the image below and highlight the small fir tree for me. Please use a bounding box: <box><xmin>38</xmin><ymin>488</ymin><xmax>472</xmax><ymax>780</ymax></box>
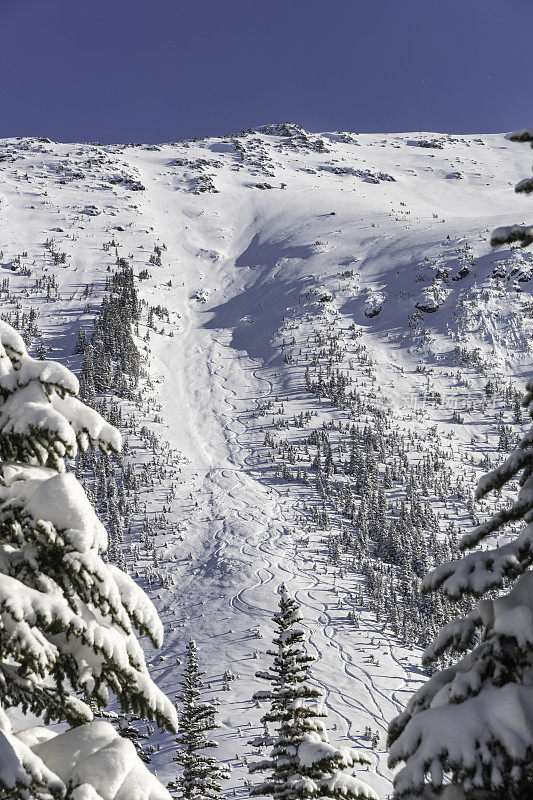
<box><xmin>388</xmin><ymin>377</ymin><xmax>533</xmax><ymax>798</ymax></box>
<box><xmin>170</xmin><ymin>639</ymin><xmax>225</xmax><ymax>800</ymax></box>
<box><xmin>249</xmin><ymin>585</ymin><xmax>377</xmax><ymax>800</ymax></box>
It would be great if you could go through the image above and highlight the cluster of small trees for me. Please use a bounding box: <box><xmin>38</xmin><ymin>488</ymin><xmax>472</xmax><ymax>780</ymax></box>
<box><xmin>264</xmin><ymin>341</ymin><xmax>514</xmax><ymax>650</ymax></box>
<box><xmin>79</xmin><ymin>258</ymin><xmax>142</xmax><ymax>403</ymax></box>
<box><xmin>73</xmin><ymin>253</ymin><xmax>183</xmax><ymax>590</ymax></box>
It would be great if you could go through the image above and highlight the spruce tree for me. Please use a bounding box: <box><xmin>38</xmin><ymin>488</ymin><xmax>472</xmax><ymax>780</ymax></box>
<box><xmin>249</xmin><ymin>585</ymin><xmax>377</xmax><ymax>800</ymax></box>
<box><xmin>170</xmin><ymin>639</ymin><xmax>225</xmax><ymax>800</ymax></box>
<box><xmin>388</xmin><ymin>377</ymin><xmax>533</xmax><ymax>798</ymax></box>
<box><xmin>0</xmin><ymin>320</ymin><xmax>177</xmax><ymax>799</ymax></box>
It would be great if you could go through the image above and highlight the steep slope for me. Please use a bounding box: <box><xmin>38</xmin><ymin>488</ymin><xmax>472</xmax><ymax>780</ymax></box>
<box><xmin>0</xmin><ymin>125</ymin><xmax>531</xmax><ymax>796</ymax></box>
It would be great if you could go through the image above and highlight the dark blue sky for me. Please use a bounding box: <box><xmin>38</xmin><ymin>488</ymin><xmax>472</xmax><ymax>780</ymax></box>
<box><xmin>1</xmin><ymin>0</ymin><xmax>530</xmax><ymax>143</ymax></box>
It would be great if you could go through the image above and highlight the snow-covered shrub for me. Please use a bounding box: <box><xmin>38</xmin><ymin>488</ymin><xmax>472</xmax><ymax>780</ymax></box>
<box><xmin>388</xmin><ymin>378</ymin><xmax>533</xmax><ymax>798</ymax></box>
<box><xmin>491</xmin><ymin>128</ymin><xmax>533</xmax><ymax>247</ymax></box>
<box><xmin>509</xmin><ymin>129</ymin><xmax>533</xmax><ymax>143</ymax></box>
<box><xmin>491</xmin><ymin>224</ymin><xmax>533</xmax><ymax>248</ymax></box>
<box><xmin>0</xmin><ymin>320</ymin><xmax>177</xmax><ymax>799</ymax></box>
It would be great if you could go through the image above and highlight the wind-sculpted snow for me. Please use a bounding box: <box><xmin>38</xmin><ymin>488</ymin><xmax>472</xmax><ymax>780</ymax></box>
<box><xmin>0</xmin><ymin>126</ymin><xmax>532</xmax><ymax>795</ymax></box>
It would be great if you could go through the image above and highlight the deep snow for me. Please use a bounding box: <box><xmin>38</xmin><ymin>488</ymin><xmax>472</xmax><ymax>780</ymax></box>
<box><xmin>0</xmin><ymin>125</ymin><xmax>532</xmax><ymax>796</ymax></box>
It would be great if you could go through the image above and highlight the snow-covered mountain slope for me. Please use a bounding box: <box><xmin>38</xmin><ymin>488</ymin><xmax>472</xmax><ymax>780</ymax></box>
<box><xmin>0</xmin><ymin>125</ymin><xmax>532</xmax><ymax>796</ymax></box>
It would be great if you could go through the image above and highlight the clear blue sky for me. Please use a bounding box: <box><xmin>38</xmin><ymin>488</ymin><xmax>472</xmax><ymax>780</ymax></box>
<box><xmin>1</xmin><ymin>0</ymin><xmax>530</xmax><ymax>143</ymax></box>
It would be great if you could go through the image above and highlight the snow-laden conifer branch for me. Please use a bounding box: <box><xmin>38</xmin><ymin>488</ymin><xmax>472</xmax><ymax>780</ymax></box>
<box><xmin>491</xmin><ymin>127</ymin><xmax>533</xmax><ymax>248</ymax></box>
<box><xmin>0</xmin><ymin>319</ymin><xmax>176</xmax><ymax>799</ymax></box>
<box><xmin>459</xmin><ymin>494</ymin><xmax>533</xmax><ymax>551</ymax></box>
<box><xmin>421</xmin><ymin>610</ymin><xmax>482</xmax><ymax>665</ymax></box>
<box><xmin>423</xmin><ymin>526</ymin><xmax>533</xmax><ymax>598</ymax></box>
<box><xmin>509</xmin><ymin>128</ymin><xmax>533</xmax><ymax>142</ymax></box>
<box><xmin>475</xmin><ymin>448</ymin><xmax>533</xmax><ymax>500</ymax></box>
<box><xmin>0</xmin><ymin>716</ymin><xmax>174</xmax><ymax>800</ymax></box>
<box><xmin>0</xmin><ymin>324</ymin><xmax>120</xmax><ymax>471</ymax></box>
<box><xmin>390</xmin><ymin>683</ymin><xmax>533</xmax><ymax>797</ymax></box>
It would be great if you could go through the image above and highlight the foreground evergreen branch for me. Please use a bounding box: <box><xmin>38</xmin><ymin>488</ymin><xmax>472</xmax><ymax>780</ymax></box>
<box><xmin>0</xmin><ymin>320</ymin><xmax>177</xmax><ymax>799</ymax></box>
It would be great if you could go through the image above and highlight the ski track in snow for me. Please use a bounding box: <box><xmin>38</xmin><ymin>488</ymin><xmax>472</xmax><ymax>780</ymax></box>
<box><xmin>139</xmin><ymin>191</ymin><xmax>421</xmax><ymax>794</ymax></box>
<box><xmin>141</xmin><ymin>219</ymin><xmax>412</xmax><ymax>792</ymax></box>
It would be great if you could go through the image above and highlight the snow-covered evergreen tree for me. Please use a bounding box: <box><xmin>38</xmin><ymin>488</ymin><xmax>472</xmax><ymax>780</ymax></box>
<box><xmin>388</xmin><ymin>378</ymin><xmax>533</xmax><ymax>798</ymax></box>
<box><xmin>169</xmin><ymin>639</ymin><xmax>225</xmax><ymax>800</ymax></box>
<box><xmin>0</xmin><ymin>320</ymin><xmax>178</xmax><ymax>799</ymax></box>
<box><xmin>491</xmin><ymin>128</ymin><xmax>533</xmax><ymax>247</ymax></box>
<box><xmin>249</xmin><ymin>585</ymin><xmax>377</xmax><ymax>800</ymax></box>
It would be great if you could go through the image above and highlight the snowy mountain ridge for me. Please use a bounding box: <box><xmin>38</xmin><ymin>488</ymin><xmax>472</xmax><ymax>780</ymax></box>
<box><xmin>0</xmin><ymin>124</ymin><xmax>532</xmax><ymax>796</ymax></box>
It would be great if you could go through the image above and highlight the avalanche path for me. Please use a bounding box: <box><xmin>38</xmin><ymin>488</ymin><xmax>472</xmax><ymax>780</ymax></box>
<box><xmin>129</xmin><ymin>151</ymin><xmax>423</xmax><ymax>797</ymax></box>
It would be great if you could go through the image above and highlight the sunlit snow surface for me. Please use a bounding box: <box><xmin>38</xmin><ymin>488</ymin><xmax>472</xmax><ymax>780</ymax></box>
<box><xmin>0</xmin><ymin>126</ymin><xmax>532</xmax><ymax>796</ymax></box>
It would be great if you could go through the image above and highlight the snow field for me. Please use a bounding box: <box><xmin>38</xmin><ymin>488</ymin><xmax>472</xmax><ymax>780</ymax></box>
<box><xmin>0</xmin><ymin>126</ymin><xmax>531</xmax><ymax>795</ymax></box>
